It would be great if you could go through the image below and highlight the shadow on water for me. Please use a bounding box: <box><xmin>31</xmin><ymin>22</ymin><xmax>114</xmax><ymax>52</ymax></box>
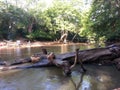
<box><xmin>64</xmin><ymin>64</ymin><xmax>120</xmax><ymax>90</ymax></box>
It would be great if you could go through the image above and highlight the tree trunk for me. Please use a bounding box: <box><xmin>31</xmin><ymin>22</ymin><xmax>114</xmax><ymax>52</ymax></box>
<box><xmin>1</xmin><ymin>43</ymin><xmax>120</xmax><ymax>72</ymax></box>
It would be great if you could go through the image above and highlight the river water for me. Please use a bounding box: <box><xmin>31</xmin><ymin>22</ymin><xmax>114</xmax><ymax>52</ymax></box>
<box><xmin>0</xmin><ymin>43</ymin><xmax>120</xmax><ymax>90</ymax></box>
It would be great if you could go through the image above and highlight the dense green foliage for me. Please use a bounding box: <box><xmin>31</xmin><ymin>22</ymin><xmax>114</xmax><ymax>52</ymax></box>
<box><xmin>88</xmin><ymin>0</ymin><xmax>120</xmax><ymax>43</ymax></box>
<box><xmin>0</xmin><ymin>0</ymin><xmax>89</xmax><ymax>42</ymax></box>
<box><xmin>0</xmin><ymin>0</ymin><xmax>120</xmax><ymax>43</ymax></box>
<box><xmin>0</xmin><ymin>1</ymin><xmax>33</xmax><ymax>39</ymax></box>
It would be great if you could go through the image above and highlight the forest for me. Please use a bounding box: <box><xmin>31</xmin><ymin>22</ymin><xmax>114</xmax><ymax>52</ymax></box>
<box><xmin>0</xmin><ymin>0</ymin><xmax>120</xmax><ymax>44</ymax></box>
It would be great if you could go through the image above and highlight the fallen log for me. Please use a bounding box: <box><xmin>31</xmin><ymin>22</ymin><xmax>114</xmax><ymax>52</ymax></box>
<box><xmin>0</xmin><ymin>43</ymin><xmax>120</xmax><ymax>74</ymax></box>
<box><xmin>0</xmin><ymin>49</ymin><xmax>73</xmax><ymax>75</ymax></box>
<box><xmin>78</xmin><ymin>44</ymin><xmax>120</xmax><ymax>70</ymax></box>
<box><xmin>56</xmin><ymin>43</ymin><xmax>120</xmax><ymax>70</ymax></box>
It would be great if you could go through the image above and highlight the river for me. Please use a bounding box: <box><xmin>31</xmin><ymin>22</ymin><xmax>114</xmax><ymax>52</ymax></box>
<box><xmin>0</xmin><ymin>43</ymin><xmax>120</xmax><ymax>90</ymax></box>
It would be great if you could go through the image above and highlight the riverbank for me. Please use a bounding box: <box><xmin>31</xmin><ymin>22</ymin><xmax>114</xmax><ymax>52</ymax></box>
<box><xmin>0</xmin><ymin>40</ymin><xmax>87</xmax><ymax>49</ymax></box>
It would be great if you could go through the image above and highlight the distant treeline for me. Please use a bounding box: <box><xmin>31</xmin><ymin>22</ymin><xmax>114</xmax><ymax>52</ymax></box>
<box><xmin>0</xmin><ymin>0</ymin><xmax>120</xmax><ymax>43</ymax></box>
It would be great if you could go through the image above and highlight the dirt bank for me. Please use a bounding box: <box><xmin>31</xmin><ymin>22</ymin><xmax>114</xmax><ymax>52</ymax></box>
<box><xmin>0</xmin><ymin>40</ymin><xmax>87</xmax><ymax>49</ymax></box>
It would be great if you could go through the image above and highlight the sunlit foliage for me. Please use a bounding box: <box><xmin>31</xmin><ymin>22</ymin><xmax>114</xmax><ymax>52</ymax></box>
<box><xmin>1</xmin><ymin>0</ymin><xmax>120</xmax><ymax>43</ymax></box>
<box><xmin>0</xmin><ymin>0</ymin><xmax>87</xmax><ymax>41</ymax></box>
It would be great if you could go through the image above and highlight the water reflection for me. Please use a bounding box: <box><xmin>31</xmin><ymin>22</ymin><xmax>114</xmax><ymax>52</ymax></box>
<box><xmin>16</xmin><ymin>47</ymin><xmax>21</xmax><ymax>59</ymax></box>
<box><xmin>61</xmin><ymin>44</ymin><xmax>68</xmax><ymax>53</ymax></box>
<box><xmin>70</xmin><ymin>72</ymin><xmax>85</xmax><ymax>90</ymax></box>
<box><xmin>27</xmin><ymin>47</ymin><xmax>31</xmax><ymax>56</ymax></box>
<box><xmin>0</xmin><ymin>48</ymin><xmax>15</xmax><ymax>61</ymax></box>
<box><xmin>0</xmin><ymin>79</ymin><xmax>17</xmax><ymax>90</ymax></box>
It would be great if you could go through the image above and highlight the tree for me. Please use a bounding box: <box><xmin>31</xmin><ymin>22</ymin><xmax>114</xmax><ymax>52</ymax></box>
<box><xmin>35</xmin><ymin>0</ymin><xmax>84</xmax><ymax>41</ymax></box>
<box><xmin>0</xmin><ymin>1</ymin><xmax>34</xmax><ymax>40</ymax></box>
<box><xmin>0</xmin><ymin>0</ymin><xmax>88</xmax><ymax>42</ymax></box>
<box><xmin>88</xmin><ymin>0</ymin><xmax>120</xmax><ymax>43</ymax></box>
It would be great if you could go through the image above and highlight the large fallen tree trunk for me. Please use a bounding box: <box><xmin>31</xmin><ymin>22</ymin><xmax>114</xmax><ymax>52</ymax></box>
<box><xmin>77</xmin><ymin>44</ymin><xmax>120</xmax><ymax>70</ymax></box>
<box><xmin>58</xmin><ymin>43</ymin><xmax>120</xmax><ymax>70</ymax></box>
<box><xmin>0</xmin><ymin>43</ymin><xmax>120</xmax><ymax>73</ymax></box>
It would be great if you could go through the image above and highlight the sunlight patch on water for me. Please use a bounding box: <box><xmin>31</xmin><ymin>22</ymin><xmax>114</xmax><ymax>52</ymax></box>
<box><xmin>80</xmin><ymin>75</ymin><xmax>91</xmax><ymax>90</ymax></box>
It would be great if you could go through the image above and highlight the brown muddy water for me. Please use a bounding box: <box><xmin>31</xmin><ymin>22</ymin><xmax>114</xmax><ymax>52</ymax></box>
<box><xmin>0</xmin><ymin>43</ymin><xmax>120</xmax><ymax>90</ymax></box>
